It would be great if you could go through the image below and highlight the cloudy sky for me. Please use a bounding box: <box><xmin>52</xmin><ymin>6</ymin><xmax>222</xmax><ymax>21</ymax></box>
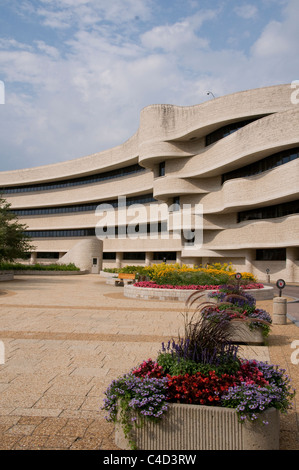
<box><xmin>0</xmin><ymin>0</ymin><xmax>298</xmax><ymax>171</ymax></box>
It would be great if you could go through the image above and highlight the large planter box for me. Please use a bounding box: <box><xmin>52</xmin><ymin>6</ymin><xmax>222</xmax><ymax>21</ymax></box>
<box><xmin>115</xmin><ymin>403</ymin><xmax>279</xmax><ymax>450</ymax></box>
<box><xmin>124</xmin><ymin>285</ymin><xmax>274</xmax><ymax>302</ymax></box>
<box><xmin>228</xmin><ymin>320</ymin><xmax>265</xmax><ymax>345</ymax></box>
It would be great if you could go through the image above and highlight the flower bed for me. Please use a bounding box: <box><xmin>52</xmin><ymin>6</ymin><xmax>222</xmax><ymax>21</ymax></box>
<box><xmin>103</xmin><ymin>310</ymin><xmax>295</xmax><ymax>450</ymax></box>
<box><xmin>139</xmin><ymin>262</ymin><xmax>257</xmax><ymax>285</ymax></box>
<box><xmin>133</xmin><ymin>280</ymin><xmax>264</xmax><ymax>290</ymax></box>
<box><xmin>200</xmin><ymin>285</ymin><xmax>272</xmax><ymax>341</ymax></box>
<box><xmin>124</xmin><ymin>284</ymin><xmax>274</xmax><ymax>302</ymax></box>
<box><xmin>105</xmin><ymin>357</ymin><xmax>293</xmax><ymax>450</ymax></box>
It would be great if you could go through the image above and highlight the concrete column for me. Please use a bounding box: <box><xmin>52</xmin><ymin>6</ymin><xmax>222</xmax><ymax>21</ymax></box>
<box><xmin>245</xmin><ymin>250</ymin><xmax>254</xmax><ymax>275</ymax></box>
<box><xmin>145</xmin><ymin>252</ymin><xmax>153</xmax><ymax>266</ymax></box>
<box><xmin>116</xmin><ymin>252</ymin><xmax>123</xmax><ymax>269</ymax></box>
<box><xmin>273</xmin><ymin>297</ymin><xmax>287</xmax><ymax>325</ymax></box>
<box><xmin>176</xmin><ymin>251</ymin><xmax>182</xmax><ymax>266</ymax></box>
<box><xmin>30</xmin><ymin>252</ymin><xmax>37</xmax><ymax>265</ymax></box>
<box><xmin>286</xmin><ymin>247</ymin><xmax>296</xmax><ymax>282</ymax></box>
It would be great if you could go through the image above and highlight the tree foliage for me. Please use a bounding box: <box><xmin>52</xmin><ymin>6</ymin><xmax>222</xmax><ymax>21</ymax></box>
<box><xmin>0</xmin><ymin>196</ymin><xmax>34</xmax><ymax>263</ymax></box>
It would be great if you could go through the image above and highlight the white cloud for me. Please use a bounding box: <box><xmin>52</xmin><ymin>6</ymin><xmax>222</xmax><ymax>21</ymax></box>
<box><xmin>34</xmin><ymin>0</ymin><xmax>153</xmax><ymax>29</ymax></box>
<box><xmin>141</xmin><ymin>21</ymin><xmax>208</xmax><ymax>51</ymax></box>
<box><xmin>0</xmin><ymin>0</ymin><xmax>298</xmax><ymax>171</ymax></box>
<box><xmin>251</xmin><ymin>0</ymin><xmax>299</xmax><ymax>57</ymax></box>
<box><xmin>141</xmin><ymin>9</ymin><xmax>216</xmax><ymax>52</ymax></box>
<box><xmin>234</xmin><ymin>4</ymin><xmax>258</xmax><ymax>19</ymax></box>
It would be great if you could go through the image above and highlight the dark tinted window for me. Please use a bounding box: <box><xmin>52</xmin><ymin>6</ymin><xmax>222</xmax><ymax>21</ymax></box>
<box><xmin>205</xmin><ymin>118</ymin><xmax>261</xmax><ymax>146</ymax></box>
<box><xmin>223</xmin><ymin>147</ymin><xmax>299</xmax><ymax>183</ymax></box>
<box><xmin>238</xmin><ymin>200</ymin><xmax>299</xmax><ymax>222</ymax></box>
<box><xmin>256</xmin><ymin>249</ymin><xmax>286</xmax><ymax>261</ymax></box>
<box><xmin>12</xmin><ymin>193</ymin><xmax>156</xmax><ymax>216</ymax></box>
<box><xmin>1</xmin><ymin>164</ymin><xmax>145</xmax><ymax>194</ymax></box>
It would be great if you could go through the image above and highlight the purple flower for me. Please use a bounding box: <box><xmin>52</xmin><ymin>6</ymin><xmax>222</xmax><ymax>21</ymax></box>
<box><xmin>102</xmin><ymin>373</ymin><xmax>169</xmax><ymax>424</ymax></box>
<box><xmin>221</xmin><ymin>379</ymin><xmax>295</xmax><ymax>423</ymax></box>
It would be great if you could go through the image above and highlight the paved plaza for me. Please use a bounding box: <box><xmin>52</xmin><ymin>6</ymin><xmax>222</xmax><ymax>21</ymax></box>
<box><xmin>0</xmin><ymin>273</ymin><xmax>298</xmax><ymax>450</ymax></box>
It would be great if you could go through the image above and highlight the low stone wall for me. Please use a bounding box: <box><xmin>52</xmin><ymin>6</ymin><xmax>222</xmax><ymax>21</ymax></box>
<box><xmin>0</xmin><ymin>271</ymin><xmax>14</xmax><ymax>281</ymax></box>
<box><xmin>12</xmin><ymin>270</ymin><xmax>89</xmax><ymax>276</ymax></box>
<box><xmin>124</xmin><ymin>284</ymin><xmax>274</xmax><ymax>302</ymax></box>
<box><xmin>100</xmin><ymin>270</ymin><xmax>118</xmax><ymax>278</ymax></box>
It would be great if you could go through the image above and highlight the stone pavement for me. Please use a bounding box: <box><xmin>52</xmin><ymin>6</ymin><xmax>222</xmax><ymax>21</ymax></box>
<box><xmin>0</xmin><ymin>274</ymin><xmax>298</xmax><ymax>450</ymax></box>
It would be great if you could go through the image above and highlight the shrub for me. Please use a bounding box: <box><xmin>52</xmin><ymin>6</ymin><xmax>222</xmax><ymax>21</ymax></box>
<box><xmin>0</xmin><ymin>262</ymin><xmax>80</xmax><ymax>271</ymax></box>
<box><xmin>141</xmin><ymin>263</ymin><xmax>257</xmax><ymax>284</ymax></box>
<box><xmin>119</xmin><ymin>266</ymin><xmax>147</xmax><ymax>274</ymax></box>
<box><xmin>157</xmin><ymin>351</ymin><xmax>240</xmax><ymax>377</ymax></box>
<box><xmin>103</xmin><ymin>268</ymin><xmax>120</xmax><ymax>273</ymax></box>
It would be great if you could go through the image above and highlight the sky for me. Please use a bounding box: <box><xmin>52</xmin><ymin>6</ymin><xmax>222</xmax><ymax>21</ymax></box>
<box><xmin>0</xmin><ymin>0</ymin><xmax>298</xmax><ymax>171</ymax></box>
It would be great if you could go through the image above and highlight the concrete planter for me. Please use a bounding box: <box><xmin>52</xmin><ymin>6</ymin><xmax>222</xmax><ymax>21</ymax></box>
<box><xmin>203</xmin><ymin>294</ymin><xmax>268</xmax><ymax>344</ymax></box>
<box><xmin>227</xmin><ymin>320</ymin><xmax>265</xmax><ymax>345</ymax></box>
<box><xmin>115</xmin><ymin>403</ymin><xmax>279</xmax><ymax>450</ymax></box>
<box><xmin>124</xmin><ymin>284</ymin><xmax>274</xmax><ymax>302</ymax></box>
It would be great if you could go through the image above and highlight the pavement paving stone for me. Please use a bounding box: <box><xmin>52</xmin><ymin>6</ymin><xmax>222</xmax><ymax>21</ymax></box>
<box><xmin>0</xmin><ymin>274</ymin><xmax>298</xmax><ymax>450</ymax></box>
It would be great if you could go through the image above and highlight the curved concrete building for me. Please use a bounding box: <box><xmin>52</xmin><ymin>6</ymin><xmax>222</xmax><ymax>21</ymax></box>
<box><xmin>0</xmin><ymin>84</ymin><xmax>298</xmax><ymax>281</ymax></box>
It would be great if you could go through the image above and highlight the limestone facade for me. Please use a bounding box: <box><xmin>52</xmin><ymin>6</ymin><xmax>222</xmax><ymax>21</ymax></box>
<box><xmin>0</xmin><ymin>84</ymin><xmax>298</xmax><ymax>281</ymax></box>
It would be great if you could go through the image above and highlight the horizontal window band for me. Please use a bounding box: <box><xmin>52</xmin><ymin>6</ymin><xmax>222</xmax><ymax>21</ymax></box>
<box><xmin>25</xmin><ymin>222</ymin><xmax>168</xmax><ymax>238</ymax></box>
<box><xmin>223</xmin><ymin>147</ymin><xmax>299</xmax><ymax>183</ymax></box>
<box><xmin>238</xmin><ymin>199</ymin><xmax>299</xmax><ymax>223</ymax></box>
<box><xmin>1</xmin><ymin>164</ymin><xmax>145</xmax><ymax>194</ymax></box>
<box><xmin>205</xmin><ymin>117</ymin><xmax>262</xmax><ymax>146</ymax></box>
<box><xmin>11</xmin><ymin>194</ymin><xmax>156</xmax><ymax>216</ymax></box>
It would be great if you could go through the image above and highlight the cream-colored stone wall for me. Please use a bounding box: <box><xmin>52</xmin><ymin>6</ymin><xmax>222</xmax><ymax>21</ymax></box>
<box><xmin>1</xmin><ymin>84</ymin><xmax>298</xmax><ymax>281</ymax></box>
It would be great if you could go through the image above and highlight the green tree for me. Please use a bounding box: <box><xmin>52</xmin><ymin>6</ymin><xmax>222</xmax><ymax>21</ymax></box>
<box><xmin>0</xmin><ymin>196</ymin><xmax>34</xmax><ymax>263</ymax></box>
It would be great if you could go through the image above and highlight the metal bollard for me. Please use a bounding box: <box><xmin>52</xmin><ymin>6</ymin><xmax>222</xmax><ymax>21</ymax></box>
<box><xmin>273</xmin><ymin>297</ymin><xmax>287</xmax><ymax>325</ymax></box>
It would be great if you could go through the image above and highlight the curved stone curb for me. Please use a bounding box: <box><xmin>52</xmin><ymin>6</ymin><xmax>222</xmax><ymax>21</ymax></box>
<box><xmin>0</xmin><ymin>270</ymin><xmax>14</xmax><ymax>281</ymax></box>
<box><xmin>124</xmin><ymin>284</ymin><xmax>274</xmax><ymax>301</ymax></box>
<box><xmin>12</xmin><ymin>270</ymin><xmax>88</xmax><ymax>276</ymax></box>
